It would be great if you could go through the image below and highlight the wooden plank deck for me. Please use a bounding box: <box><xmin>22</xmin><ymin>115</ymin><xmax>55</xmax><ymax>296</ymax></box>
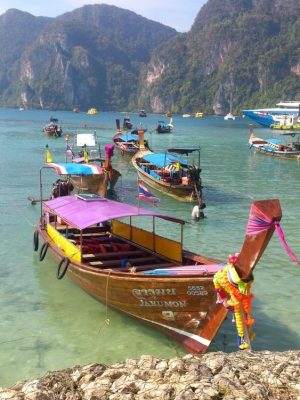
<box><xmin>82</xmin><ymin>250</ymin><xmax>145</xmax><ymax>260</ymax></box>
<box><xmin>89</xmin><ymin>256</ymin><xmax>158</xmax><ymax>267</ymax></box>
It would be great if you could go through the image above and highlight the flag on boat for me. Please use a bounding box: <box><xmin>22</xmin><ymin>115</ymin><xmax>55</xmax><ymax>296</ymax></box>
<box><xmin>138</xmin><ymin>180</ymin><xmax>160</xmax><ymax>206</ymax></box>
<box><xmin>83</xmin><ymin>148</ymin><xmax>89</xmax><ymax>163</ymax></box>
<box><xmin>45</xmin><ymin>146</ymin><xmax>53</xmax><ymax>163</ymax></box>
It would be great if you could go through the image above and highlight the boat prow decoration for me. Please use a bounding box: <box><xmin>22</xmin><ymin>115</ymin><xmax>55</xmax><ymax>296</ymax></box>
<box><xmin>234</xmin><ymin>199</ymin><xmax>282</xmax><ymax>280</ymax></box>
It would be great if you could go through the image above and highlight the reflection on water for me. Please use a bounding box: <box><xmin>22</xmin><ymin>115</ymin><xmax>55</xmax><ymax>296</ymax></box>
<box><xmin>0</xmin><ymin>109</ymin><xmax>300</xmax><ymax>386</ymax></box>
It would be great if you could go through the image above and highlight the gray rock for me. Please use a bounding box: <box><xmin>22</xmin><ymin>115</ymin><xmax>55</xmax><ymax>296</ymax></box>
<box><xmin>1</xmin><ymin>351</ymin><xmax>300</xmax><ymax>400</ymax></box>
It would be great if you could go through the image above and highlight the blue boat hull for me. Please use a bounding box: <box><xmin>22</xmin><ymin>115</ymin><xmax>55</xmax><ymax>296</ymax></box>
<box><xmin>243</xmin><ymin>111</ymin><xmax>274</xmax><ymax>127</ymax></box>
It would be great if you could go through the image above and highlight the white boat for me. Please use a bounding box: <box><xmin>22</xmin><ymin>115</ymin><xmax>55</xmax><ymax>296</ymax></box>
<box><xmin>182</xmin><ymin>114</ymin><xmax>191</xmax><ymax>118</ymax></box>
<box><xmin>224</xmin><ymin>113</ymin><xmax>236</xmax><ymax>121</ymax></box>
<box><xmin>242</xmin><ymin>101</ymin><xmax>300</xmax><ymax>127</ymax></box>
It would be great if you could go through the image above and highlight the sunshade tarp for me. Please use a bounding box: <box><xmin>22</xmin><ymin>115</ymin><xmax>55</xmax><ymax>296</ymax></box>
<box><xmin>142</xmin><ymin>153</ymin><xmax>186</xmax><ymax>167</ymax></box>
<box><xmin>43</xmin><ymin>195</ymin><xmax>185</xmax><ymax>230</ymax></box>
<box><xmin>266</xmin><ymin>138</ymin><xmax>285</xmax><ymax>144</ymax></box>
<box><xmin>119</xmin><ymin>134</ymin><xmax>138</xmax><ymax>141</ymax></box>
<box><xmin>47</xmin><ymin>163</ymin><xmax>103</xmax><ymax>175</ymax></box>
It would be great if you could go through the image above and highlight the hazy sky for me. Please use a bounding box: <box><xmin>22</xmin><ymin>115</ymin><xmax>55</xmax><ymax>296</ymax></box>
<box><xmin>0</xmin><ymin>0</ymin><xmax>207</xmax><ymax>32</ymax></box>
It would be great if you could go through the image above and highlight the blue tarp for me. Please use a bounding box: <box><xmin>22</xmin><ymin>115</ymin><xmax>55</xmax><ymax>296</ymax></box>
<box><xmin>47</xmin><ymin>162</ymin><xmax>103</xmax><ymax>175</ymax></box>
<box><xmin>119</xmin><ymin>134</ymin><xmax>138</xmax><ymax>141</ymax></box>
<box><xmin>143</xmin><ymin>153</ymin><xmax>186</xmax><ymax>167</ymax></box>
<box><xmin>266</xmin><ymin>138</ymin><xmax>285</xmax><ymax>144</ymax></box>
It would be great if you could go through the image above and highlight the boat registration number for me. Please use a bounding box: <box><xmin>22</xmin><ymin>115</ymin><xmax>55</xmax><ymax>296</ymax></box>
<box><xmin>187</xmin><ymin>286</ymin><xmax>208</xmax><ymax>296</ymax></box>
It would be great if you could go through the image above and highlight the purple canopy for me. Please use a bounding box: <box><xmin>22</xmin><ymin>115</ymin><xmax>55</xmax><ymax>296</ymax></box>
<box><xmin>43</xmin><ymin>195</ymin><xmax>184</xmax><ymax>229</ymax></box>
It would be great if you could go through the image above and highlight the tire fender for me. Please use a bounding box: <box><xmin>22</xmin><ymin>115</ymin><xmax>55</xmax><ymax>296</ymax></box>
<box><xmin>39</xmin><ymin>242</ymin><xmax>49</xmax><ymax>261</ymax></box>
<box><xmin>33</xmin><ymin>230</ymin><xmax>39</xmax><ymax>252</ymax></box>
<box><xmin>57</xmin><ymin>257</ymin><xmax>70</xmax><ymax>280</ymax></box>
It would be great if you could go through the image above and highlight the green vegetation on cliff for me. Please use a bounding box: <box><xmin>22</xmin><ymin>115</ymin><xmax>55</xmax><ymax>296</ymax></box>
<box><xmin>138</xmin><ymin>0</ymin><xmax>300</xmax><ymax>114</ymax></box>
<box><xmin>0</xmin><ymin>0</ymin><xmax>299</xmax><ymax>113</ymax></box>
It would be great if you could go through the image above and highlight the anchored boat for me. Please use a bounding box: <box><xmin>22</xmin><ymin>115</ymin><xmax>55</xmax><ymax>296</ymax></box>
<box><xmin>243</xmin><ymin>101</ymin><xmax>300</xmax><ymax>127</ymax></box>
<box><xmin>34</xmin><ymin>194</ymin><xmax>295</xmax><ymax>353</ymax></box>
<box><xmin>132</xmin><ymin>130</ymin><xmax>203</xmax><ymax>203</ymax></box>
<box><xmin>113</xmin><ymin>119</ymin><xmax>149</xmax><ymax>156</ymax></box>
<box><xmin>248</xmin><ymin>124</ymin><xmax>300</xmax><ymax>159</ymax></box>
<box><xmin>156</xmin><ymin>119</ymin><xmax>173</xmax><ymax>133</ymax></box>
<box><xmin>43</xmin><ymin>117</ymin><xmax>63</xmax><ymax>137</ymax></box>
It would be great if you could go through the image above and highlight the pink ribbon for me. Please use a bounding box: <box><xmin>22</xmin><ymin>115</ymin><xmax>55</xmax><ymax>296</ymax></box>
<box><xmin>246</xmin><ymin>205</ymin><xmax>300</xmax><ymax>266</ymax></box>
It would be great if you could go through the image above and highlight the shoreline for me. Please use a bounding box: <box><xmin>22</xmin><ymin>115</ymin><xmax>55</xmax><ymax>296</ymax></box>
<box><xmin>1</xmin><ymin>350</ymin><xmax>300</xmax><ymax>399</ymax></box>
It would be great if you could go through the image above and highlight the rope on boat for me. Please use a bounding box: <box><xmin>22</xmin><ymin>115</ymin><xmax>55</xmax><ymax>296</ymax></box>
<box><xmin>98</xmin><ymin>271</ymin><xmax>112</xmax><ymax>335</ymax></box>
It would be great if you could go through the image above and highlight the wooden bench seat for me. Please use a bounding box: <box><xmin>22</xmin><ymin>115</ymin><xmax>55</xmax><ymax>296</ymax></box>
<box><xmin>89</xmin><ymin>256</ymin><xmax>158</xmax><ymax>267</ymax></box>
<box><xmin>82</xmin><ymin>250</ymin><xmax>145</xmax><ymax>260</ymax></box>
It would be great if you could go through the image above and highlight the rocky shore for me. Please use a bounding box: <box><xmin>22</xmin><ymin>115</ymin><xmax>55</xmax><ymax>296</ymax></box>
<box><xmin>1</xmin><ymin>351</ymin><xmax>300</xmax><ymax>400</ymax></box>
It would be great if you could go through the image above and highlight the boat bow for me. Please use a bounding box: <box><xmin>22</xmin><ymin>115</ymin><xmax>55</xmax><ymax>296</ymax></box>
<box><xmin>234</xmin><ymin>199</ymin><xmax>282</xmax><ymax>281</ymax></box>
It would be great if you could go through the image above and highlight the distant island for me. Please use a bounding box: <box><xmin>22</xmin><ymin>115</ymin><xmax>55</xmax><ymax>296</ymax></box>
<box><xmin>0</xmin><ymin>0</ymin><xmax>299</xmax><ymax>114</ymax></box>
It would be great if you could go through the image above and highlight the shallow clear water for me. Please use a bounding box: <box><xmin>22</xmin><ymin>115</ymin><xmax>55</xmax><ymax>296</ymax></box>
<box><xmin>0</xmin><ymin>108</ymin><xmax>299</xmax><ymax>386</ymax></box>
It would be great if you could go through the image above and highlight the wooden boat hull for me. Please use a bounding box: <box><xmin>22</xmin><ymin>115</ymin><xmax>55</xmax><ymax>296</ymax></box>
<box><xmin>69</xmin><ymin>265</ymin><xmax>226</xmax><ymax>353</ymax></box>
<box><xmin>70</xmin><ymin>168</ymin><xmax>120</xmax><ymax>196</ymax></box>
<box><xmin>38</xmin><ymin>227</ymin><xmax>226</xmax><ymax>353</ymax></box>
<box><xmin>43</xmin><ymin>128</ymin><xmax>62</xmax><ymax>137</ymax></box>
<box><xmin>35</xmin><ymin>196</ymin><xmax>283</xmax><ymax>353</ymax></box>
<box><xmin>113</xmin><ymin>141</ymin><xmax>139</xmax><ymax>155</ymax></box>
<box><xmin>251</xmin><ymin>145</ymin><xmax>300</xmax><ymax>159</ymax></box>
<box><xmin>136</xmin><ymin>168</ymin><xmax>198</xmax><ymax>201</ymax></box>
<box><xmin>132</xmin><ymin>150</ymin><xmax>200</xmax><ymax>202</ymax></box>
<box><xmin>249</xmin><ymin>124</ymin><xmax>300</xmax><ymax>159</ymax></box>
<box><xmin>112</xmin><ymin>131</ymin><xmax>139</xmax><ymax>156</ymax></box>
<box><xmin>156</xmin><ymin>128</ymin><xmax>172</xmax><ymax>134</ymax></box>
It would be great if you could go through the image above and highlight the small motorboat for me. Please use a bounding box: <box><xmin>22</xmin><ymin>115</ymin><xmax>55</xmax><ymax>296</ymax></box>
<box><xmin>156</xmin><ymin>119</ymin><xmax>173</xmax><ymax>133</ymax></box>
<box><xmin>123</xmin><ymin>116</ymin><xmax>133</xmax><ymax>130</ymax></box>
<box><xmin>139</xmin><ymin>110</ymin><xmax>147</xmax><ymax>117</ymax></box>
<box><xmin>224</xmin><ymin>113</ymin><xmax>236</xmax><ymax>120</ymax></box>
<box><xmin>43</xmin><ymin>117</ymin><xmax>63</xmax><ymax>137</ymax></box>
<box><xmin>113</xmin><ymin>120</ymin><xmax>149</xmax><ymax>156</ymax></box>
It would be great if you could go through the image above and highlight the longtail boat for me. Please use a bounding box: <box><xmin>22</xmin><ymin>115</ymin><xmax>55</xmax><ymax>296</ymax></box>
<box><xmin>113</xmin><ymin>119</ymin><xmax>149</xmax><ymax>156</ymax></box>
<box><xmin>249</xmin><ymin>124</ymin><xmax>300</xmax><ymax>159</ymax></box>
<box><xmin>123</xmin><ymin>116</ymin><xmax>133</xmax><ymax>130</ymax></box>
<box><xmin>45</xmin><ymin>162</ymin><xmax>114</xmax><ymax>198</ymax></box>
<box><xmin>63</xmin><ymin>133</ymin><xmax>121</xmax><ymax>194</ymax></box>
<box><xmin>43</xmin><ymin>117</ymin><xmax>63</xmax><ymax>137</ymax></box>
<box><xmin>132</xmin><ymin>129</ymin><xmax>204</xmax><ymax>203</ymax></box>
<box><xmin>33</xmin><ymin>194</ymin><xmax>298</xmax><ymax>353</ymax></box>
<box><xmin>156</xmin><ymin>118</ymin><xmax>173</xmax><ymax>133</ymax></box>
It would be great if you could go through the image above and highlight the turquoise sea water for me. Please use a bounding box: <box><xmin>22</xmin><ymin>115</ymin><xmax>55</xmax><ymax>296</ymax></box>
<box><xmin>0</xmin><ymin>108</ymin><xmax>300</xmax><ymax>386</ymax></box>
